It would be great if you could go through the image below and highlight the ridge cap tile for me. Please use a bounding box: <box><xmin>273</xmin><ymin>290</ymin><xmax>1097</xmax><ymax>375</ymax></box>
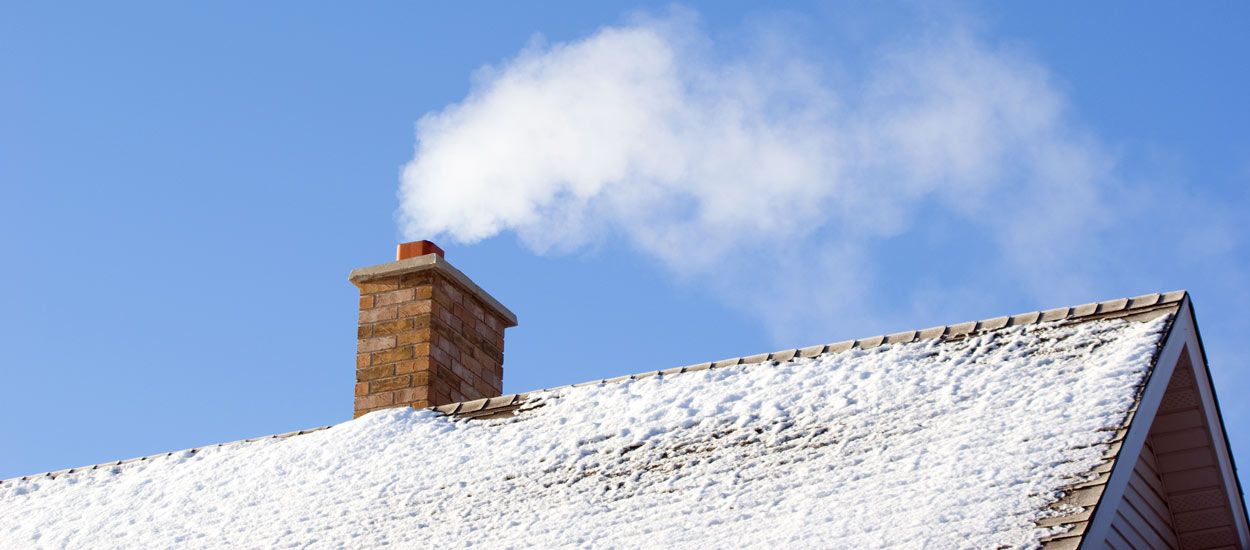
<box><xmin>885</xmin><ymin>330</ymin><xmax>918</xmax><ymax>344</ymax></box>
<box><xmin>1096</xmin><ymin>298</ymin><xmax>1129</xmax><ymax>313</ymax></box>
<box><xmin>1009</xmin><ymin>311</ymin><xmax>1042</xmax><ymax>326</ymax></box>
<box><xmin>741</xmin><ymin>353</ymin><xmax>771</xmax><ymax>364</ymax></box>
<box><xmin>1160</xmin><ymin>289</ymin><xmax>1187</xmax><ymax>303</ymax></box>
<box><xmin>856</xmin><ymin>335</ymin><xmax>886</xmax><ymax>349</ymax></box>
<box><xmin>798</xmin><ymin>345</ymin><xmax>827</xmax><ymax>358</ymax></box>
<box><xmin>1071</xmin><ymin>302</ymin><xmax>1099</xmax><ymax>317</ymax></box>
<box><xmin>769</xmin><ymin>349</ymin><xmax>799</xmax><ymax>362</ymax></box>
<box><xmin>1127</xmin><ymin>293</ymin><xmax>1161</xmax><ymax>308</ymax></box>
<box><xmin>826</xmin><ymin>340</ymin><xmax>855</xmax><ymax>353</ymax></box>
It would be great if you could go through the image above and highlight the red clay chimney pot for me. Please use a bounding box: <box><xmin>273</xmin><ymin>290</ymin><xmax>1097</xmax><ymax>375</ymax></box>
<box><xmin>396</xmin><ymin>240</ymin><xmax>445</xmax><ymax>261</ymax></box>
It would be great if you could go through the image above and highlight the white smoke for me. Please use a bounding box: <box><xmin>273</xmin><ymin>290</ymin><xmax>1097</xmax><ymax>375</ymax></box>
<box><xmin>397</xmin><ymin>10</ymin><xmax>1231</xmax><ymax>342</ymax></box>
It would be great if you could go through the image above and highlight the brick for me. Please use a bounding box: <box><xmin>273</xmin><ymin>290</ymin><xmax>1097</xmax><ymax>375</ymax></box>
<box><xmin>396</xmin><ymin>329</ymin><xmax>431</xmax><ymax>346</ymax></box>
<box><xmin>430</xmin><ymin>345</ymin><xmax>453</xmax><ymax>365</ymax></box>
<box><xmin>356</xmin><ymin>278</ymin><xmax>399</xmax><ymax>294</ymax></box>
<box><xmin>473</xmin><ymin>321</ymin><xmax>488</xmax><ymax>339</ymax></box>
<box><xmin>372</xmin><ymin>318</ymin><xmax>414</xmax><ymax>336</ymax></box>
<box><xmin>394</xmin><ymin>357</ymin><xmax>433</xmax><ymax>375</ymax></box>
<box><xmin>436</xmin><ymin>308</ymin><xmax>454</xmax><ymax>325</ymax></box>
<box><xmin>359</xmin><ymin>306</ymin><xmax>397</xmax><ymax>323</ymax></box>
<box><xmin>373</xmin><ymin>288</ymin><xmax>415</xmax><ymax>307</ymax></box>
<box><xmin>395</xmin><ymin>386</ymin><xmax>429</xmax><ymax>404</ymax></box>
<box><xmin>356</xmin><ymin>392</ymin><xmax>394</xmax><ymax>410</ymax></box>
<box><xmin>398</xmin><ymin>272</ymin><xmax>433</xmax><ymax>286</ymax></box>
<box><xmin>436</xmin><ymin>336</ymin><xmax>453</xmax><ymax>354</ymax></box>
<box><xmin>353</xmin><ymin>265</ymin><xmax>512</xmax><ymax>414</ymax></box>
<box><xmin>444</xmin><ymin>283</ymin><xmax>463</xmax><ymax>303</ymax></box>
<box><xmin>371</xmin><ymin>346</ymin><xmax>414</xmax><ymax>365</ymax></box>
<box><xmin>357</xmin><ymin>335</ymin><xmax>396</xmax><ymax>353</ymax></box>
<box><xmin>370</xmin><ymin>375</ymin><xmax>412</xmax><ymax>393</ymax></box>
<box><xmin>357</xmin><ymin>365</ymin><xmax>393</xmax><ymax>382</ymax></box>
<box><xmin>399</xmin><ymin>301</ymin><xmax>433</xmax><ymax>317</ymax></box>
<box><xmin>433</xmin><ymin>290</ymin><xmax>453</xmax><ymax>310</ymax></box>
<box><xmin>474</xmin><ymin>378</ymin><xmax>495</xmax><ymax>397</ymax></box>
<box><xmin>411</xmin><ymin>371</ymin><xmax>431</xmax><ymax>386</ymax></box>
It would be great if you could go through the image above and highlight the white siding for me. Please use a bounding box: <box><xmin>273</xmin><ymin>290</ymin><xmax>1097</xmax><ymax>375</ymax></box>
<box><xmin>1105</xmin><ymin>439</ymin><xmax>1178</xmax><ymax>549</ymax></box>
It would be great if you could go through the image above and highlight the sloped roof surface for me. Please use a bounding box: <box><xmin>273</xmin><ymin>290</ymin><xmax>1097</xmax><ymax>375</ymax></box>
<box><xmin>0</xmin><ymin>294</ymin><xmax>1181</xmax><ymax>549</ymax></box>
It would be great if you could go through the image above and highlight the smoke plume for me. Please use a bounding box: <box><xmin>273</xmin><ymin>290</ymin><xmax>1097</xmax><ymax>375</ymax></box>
<box><xmin>397</xmin><ymin>10</ymin><xmax>1236</xmax><ymax>343</ymax></box>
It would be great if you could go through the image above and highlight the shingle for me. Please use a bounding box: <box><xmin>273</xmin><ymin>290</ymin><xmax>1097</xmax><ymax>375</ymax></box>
<box><xmin>1040</xmin><ymin>536</ymin><xmax>1082</xmax><ymax>550</ymax></box>
<box><xmin>604</xmin><ymin>375</ymin><xmax>632</xmax><ymax>384</ymax></box>
<box><xmin>659</xmin><ymin>366</ymin><xmax>685</xmax><ymax>376</ymax></box>
<box><xmin>1059</xmin><ymin>486</ymin><xmax>1104</xmax><ymax>507</ymax></box>
<box><xmin>711</xmin><ymin>357</ymin><xmax>742</xmax><ymax>368</ymax></box>
<box><xmin>918</xmin><ymin>326</ymin><xmax>947</xmax><ymax>340</ymax></box>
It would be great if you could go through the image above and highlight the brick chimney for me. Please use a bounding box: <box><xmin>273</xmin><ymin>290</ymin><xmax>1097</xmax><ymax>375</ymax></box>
<box><xmin>349</xmin><ymin>240</ymin><xmax>517</xmax><ymax>417</ymax></box>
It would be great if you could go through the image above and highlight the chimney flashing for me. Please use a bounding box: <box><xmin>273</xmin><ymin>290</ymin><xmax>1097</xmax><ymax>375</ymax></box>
<box><xmin>349</xmin><ymin>254</ymin><xmax>517</xmax><ymax>327</ymax></box>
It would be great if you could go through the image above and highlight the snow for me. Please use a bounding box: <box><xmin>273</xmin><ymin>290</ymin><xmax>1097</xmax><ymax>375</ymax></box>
<box><xmin>0</xmin><ymin>316</ymin><xmax>1169</xmax><ymax>549</ymax></box>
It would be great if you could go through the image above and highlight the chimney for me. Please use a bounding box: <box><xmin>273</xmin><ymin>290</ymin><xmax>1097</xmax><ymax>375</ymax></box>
<box><xmin>348</xmin><ymin>240</ymin><xmax>517</xmax><ymax>417</ymax></box>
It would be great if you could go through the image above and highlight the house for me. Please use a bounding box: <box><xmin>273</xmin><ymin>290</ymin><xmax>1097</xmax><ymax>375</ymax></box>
<box><xmin>1</xmin><ymin>241</ymin><xmax>1246</xmax><ymax>549</ymax></box>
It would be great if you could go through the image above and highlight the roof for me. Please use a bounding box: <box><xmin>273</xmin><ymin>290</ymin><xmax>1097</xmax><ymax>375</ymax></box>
<box><xmin>0</xmin><ymin>290</ymin><xmax>1242</xmax><ymax>548</ymax></box>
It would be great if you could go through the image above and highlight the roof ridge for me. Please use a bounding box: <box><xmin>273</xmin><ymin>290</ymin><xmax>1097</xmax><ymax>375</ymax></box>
<box><xmin>2</xmin><ymin>290</ymin><xmax>1186</xmax><ymax>484</ymax></box>
<box><xmin>0</xmin><ymin>425</ymin><xmax>334</xmax><ymax>486</ymax></box>
<box><xmin>432</xmin><ymin>290</ymin><xmax>1187</xmax><ymax>416</ymax></box>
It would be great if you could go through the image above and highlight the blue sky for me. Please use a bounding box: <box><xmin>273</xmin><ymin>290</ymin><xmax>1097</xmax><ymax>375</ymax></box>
<box><xmin>1</xmin><ymin>1</ymin><xmax>1247</xmax><ymax>485</ymax></box>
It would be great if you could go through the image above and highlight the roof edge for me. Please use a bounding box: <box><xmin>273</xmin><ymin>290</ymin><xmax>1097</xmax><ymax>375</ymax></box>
<box><xmin>1040</xmin><ymin>293</ymin><xmax>1187</xmax><ymax>548</ymax></box>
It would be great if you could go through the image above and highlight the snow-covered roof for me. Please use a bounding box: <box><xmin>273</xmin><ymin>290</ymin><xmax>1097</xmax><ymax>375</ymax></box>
<box><xmin>0</xmin><ymin>291</ymin><xmax>1230</xmax><ymax>548</ymax></box>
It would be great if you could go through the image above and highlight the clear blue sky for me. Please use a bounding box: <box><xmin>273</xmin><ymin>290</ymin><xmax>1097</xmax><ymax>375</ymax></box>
<box><xmin>2</xmin><ymin>1</ymin><xmax>1247</xmax><ymax>485</ymax></box>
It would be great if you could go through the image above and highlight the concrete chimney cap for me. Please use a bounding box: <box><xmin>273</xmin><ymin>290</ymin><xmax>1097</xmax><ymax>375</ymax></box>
<box><xmin>349</xmin><ymin>250</ymin><xmax>517</xmax><ymax>327</ymax></box>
